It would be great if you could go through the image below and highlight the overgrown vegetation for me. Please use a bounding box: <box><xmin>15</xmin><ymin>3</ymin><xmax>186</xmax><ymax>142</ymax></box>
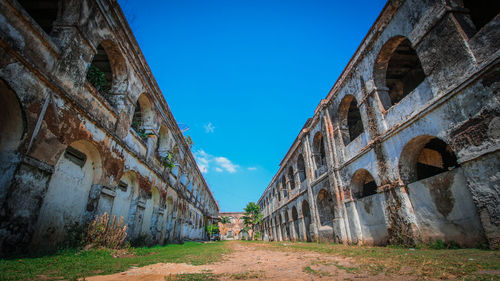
<box><xmin>64</xmin><ymin>212</ymin><xmax>127</xmax><ymax>249</ymax></box>
<box><xmin>242</xmin><ymin>202</ymin><xmax>263</xmax><ymax>240</ymax></box>
<box><xmin>205</xmin><ymin>224</ymin><xmax>219</xmax><ymax>240</ymax></box>
<box><xmin>185</xmin><ymin>135</ymin><xmax>194</xmax><ymax>148</ymax></box>
<box><xmin>86</xmin><ymin>65</ymin><xmax>110</xmax><ymax>95</ymax></box>
<box><xmin>254</xmin><ymin>241</ymin><xmax>500</xmax><ymax>280</ymax></box>
<box><xmin>86</xmin><ymin>213</ymin><xmax>128</xmax><ymax>249</ymax></box>
<box><xmin>0</xmin><ymin>242</ymin><xmax>229</xmax><ymax>280</ymax></box>
<box><xmin>160</xmin><ymin>151</ymin><xmax>176</xmax><ymax>170</ymax></box>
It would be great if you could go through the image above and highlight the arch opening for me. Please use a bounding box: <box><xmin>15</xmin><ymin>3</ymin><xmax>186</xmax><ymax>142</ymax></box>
<box><xmin>463</xmin><ymin>0</ymin><xmax>499</xmax><ymax>31</ymax></box>
<box><xmin>281</xmin><ymin>176</ymin><xmax>287</xmax><ymax>197</ymax></box>
<box><xmin>87</xmin><ymin>41</ymin><xmax>128</xmax><ymax>106</ymax></box>
<box><xmin>374</xmin><ymin>37</ymin><xmax>426</xmax><ymax>109</ymax></box>
<box><xmin>131</xmin><ymin>94</ymin><xmax>154</xmax><ymax>137</ymax></box>
<box><xmin>301</xmin><ymin>200</ymin><xmax>312</xmax><ymax>242</ymax></box>
<box><xmin>18</xmin><ymin>0</ymin><xmax>60</xmax><ymax>34</ymax></box>
<box><xmin>317</xmin><ymin>189</ymin><xmax>335</xmax><ymax>226</ymax></box>
<box><xmin>339</xmin><ymin>95</ymin><xmax>364</xmax><ymax>144</ymax></box>
<box><xmin>0</xmin><ymin>79</ymin><xmax>25</xmax><ymax>204</ymax></box>
<box><xmin>399</xmin><ymin>136</ymin><xmax>459</xmax><ymax>184</ymax></box>
<box><xmin>386</xmin><ymin>39</ymin><xmax>425</xmax><ymax>105</ymax></box>
<box><xmin>312</xmin><ymin>132</ymin><xmax>326</xmax><ymax>169</ymax></box>
<box><xmin>288</xmin><ymin>166</ymin><xmax>296</xmax><ymax>190</ymax></box>
<box><xmin>351</xmin><ymin>169</ymin><xmax>377</xmax><ymax>199</ymax></box>
<box><xmin>297</xmin><ymin>154</ymin><xmax>307</xmax><ymax>182</ymax></box>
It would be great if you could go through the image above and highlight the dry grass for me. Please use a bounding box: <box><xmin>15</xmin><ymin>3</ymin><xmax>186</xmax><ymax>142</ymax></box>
<box><xmin>247</xmin><ymin>241</ymin><xmax>500</xmax><ymax>280</ymax></box>
<box><xmin>86</xmin><ymin>213</ymin><xmax>128</xmax><ymax>249</ymax></box>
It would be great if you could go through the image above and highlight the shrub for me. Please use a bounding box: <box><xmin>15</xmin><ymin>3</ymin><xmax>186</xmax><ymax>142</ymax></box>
<box><xmin>254</xmin><ymin>231</ymin><xmax>262</xmax><ymax>240</ymax></box>
<box><xmin>85</xmin><ymin>213</ymin><xmax>128</xmax><ymax>249</ymax></box>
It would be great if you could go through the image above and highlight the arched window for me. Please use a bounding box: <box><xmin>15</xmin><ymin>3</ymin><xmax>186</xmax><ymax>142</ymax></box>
<box><xmin>157</xmin><ymin>125</ymin><xmax>171</xmax><ymax>156</ymax></box>
<box><xmin>374</xmin><ymin>37</ymin><xmax>426</xmax><ymax>109</ymax></box>
<box><xmin>0</xmin><ymin>79</ymin><xmax>25</xmax><ymax>199</ymax></box>
<box><xmin>131</xmin><ymin>94</ymin><xmax>153</xmax><ymax>138</ymax></box>
<box><xmin>399</xmin><ymin>136</ymin><xmax>459</xmax><ymax>184</ymax></box>
<box><xmin>463</xmin><ymin>0</ymin><xmax>499</xmax><ymax>31</ymax></box>
<box><xmin>281</xmin><ymin>176</ymin><xmax>287</xmax><ymax>197</ymax></box>
<box><xmin>386</xmin><ymin>39</ymin><xmax>425</xmax><ymax>105</ymax></box>
<box><xmin>87</xmin><ymin>41</ymin><xmax>127</xmax><ymax>107</ymax></box>
<box><xmin>301</xmin><ymin>200</ymin><xmax>312</xmax><ymax>242</ymax></box>
<box><xmin>288</xmin><ymin>166</ymin><xmax>296</xmax><ymax>189</ymax></box>
<box><xmin>18</xmin><ymin>0</ymin><xmax>60</xmax><ymax>34</ymax></box>
<box><xmin>297</xmin><ymin>154</ymin><xmax>307</xmax><ymax>182</ymax></box>
<box><xmin>292</xmin><ymin>206</ymin><xmax>298</xmax><ymax>221</ymax></box>
<box><xmin>317</xmin><ymin>189</ymin><xmax>335</xmax><ymax>226</ymax></box>
<box><xmin>312</xmin><ymin>132</ymin><xmax>326</xmax><ymax>168</ymax></box>
<box><xmin>339</xmin><ymin>95</ymin><xmax>364</xmax><ymax>144</ymax></box>
<box><xmin>350</xmin><ymin>169</ymin><xmax>377</xmax><ymax>199</ymax></box>
<box><xmin>87</xmin><ymin>45</ymin><xmax>113</xmax><ymax>99</ymax></box>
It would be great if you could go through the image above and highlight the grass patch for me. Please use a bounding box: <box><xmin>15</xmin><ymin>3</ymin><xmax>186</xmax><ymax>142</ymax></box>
<box><xmin>164</xmin><ymin>273</ymin><xmax>220</xmax><ymax>281</ymax></box>
<box><xmin>228</xmin><ymin>271</ymin><xmax>263</xmax><ymax>279</ymax></box>
<box><xmin>253</xmin><ymin>241</ymin><xmax>500</xmax><ymax>280</ymax></box>
<box><xmin>302</xmin><ymin>265</ymin><xmax>331</xmax><ymax>277</ymax></box>
<box><xmin>0</xmin><ymin>241</ymin><xmax>230</xmax><ymax>281</ymax></box>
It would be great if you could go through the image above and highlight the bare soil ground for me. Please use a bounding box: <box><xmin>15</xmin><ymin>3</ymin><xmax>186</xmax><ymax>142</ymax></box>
<box><xmin>86</xmin><ymin>241</ymin><xmax>412</xmax><ymax>280</ymax></box>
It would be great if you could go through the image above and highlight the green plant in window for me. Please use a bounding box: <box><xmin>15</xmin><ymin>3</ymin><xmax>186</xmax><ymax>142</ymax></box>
<box><xmin>131</xmin><ymin>117</ymin><xmax>141</xmax><ymax>132</ymax></box>
<box><xmin>137</xmin><ymin>129</ymin><xmax>153</xmax><ymax>141</ymax></box>
<box><xmin>160</xmin><ymin>151</ymin><xmax>176</xmax><ymax>170</ymax></box>
<box><xmin>86</xmin><ymin>65</ymin><xmax>109</xmax><ymax>94</ymax></box>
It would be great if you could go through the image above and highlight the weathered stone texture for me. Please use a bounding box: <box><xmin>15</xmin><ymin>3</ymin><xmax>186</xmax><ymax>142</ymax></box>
<box><xmin>258</xmin><ymin>0</ymin><xmax>500</xmax><ymax>248</ymax></box>
<box><xmin>0</xmin><ymin>0</ymin><xmax>218</xmax><ymax>255</ymax></box>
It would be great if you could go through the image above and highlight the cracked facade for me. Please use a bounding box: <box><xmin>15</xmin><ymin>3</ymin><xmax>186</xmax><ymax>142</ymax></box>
<box><xmin>0</xmin><ymin>0</ymin><xmax>219</xmax><ymax>255</ymax></box>
<box><xmin>257</xmin><ymin>0</ymin><xmax>500</xmax><ymax>248</ymax></box>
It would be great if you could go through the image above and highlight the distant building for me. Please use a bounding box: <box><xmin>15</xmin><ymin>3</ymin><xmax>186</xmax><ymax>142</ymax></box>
<box><xmin>218</xmin><ymin>212</ymin><xmax>250</xmax><ymax>240</ymax></box>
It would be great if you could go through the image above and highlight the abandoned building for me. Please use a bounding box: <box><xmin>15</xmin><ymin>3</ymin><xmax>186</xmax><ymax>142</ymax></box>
<box><xmin>218</xmin><ymin>212</ymin><xmax>249</xmax><ymax>240</ymax></box>
<box><xmin>257</xmin><ymin>0</ymin><xmax>500</xmax><ymax>248</ymax></box>
<box><xmin>0</xmin><ymin>0</ymin><xmax>219</xmax><ymax>255</ymax></box>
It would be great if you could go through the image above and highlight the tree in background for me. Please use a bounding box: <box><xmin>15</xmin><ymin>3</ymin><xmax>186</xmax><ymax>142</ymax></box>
<box><xmin>242</xmin><ymin>202</ymin><xmax>263</xmax><ymax>240</ymax></box>
<box><xmin>205</xmin><ymin>224</ymin><xmax>219</xmax><ymax>240</ymax></box>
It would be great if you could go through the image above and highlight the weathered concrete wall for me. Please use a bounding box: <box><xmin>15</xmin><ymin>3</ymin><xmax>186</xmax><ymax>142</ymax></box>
<box><xmin>258</xmin><ymin>0</ymin><xmax>499</xmax><ymax>248</ymax></box>
<box><xmin>0</xmin><ymin>0</ymin><xmax>219</xmax><ymax>255</ymax></box>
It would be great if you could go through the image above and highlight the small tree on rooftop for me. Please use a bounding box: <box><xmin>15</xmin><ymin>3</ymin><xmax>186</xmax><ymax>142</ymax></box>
<box><xmin>242</xmin><ymin>202</ymin><xmax>263</xmax><ymax>240</ymax></box>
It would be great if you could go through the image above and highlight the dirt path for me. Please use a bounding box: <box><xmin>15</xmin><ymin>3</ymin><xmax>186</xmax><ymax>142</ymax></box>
<box><xmin>86</xmin><ymin>241</ymin><xmax>412</xmax><ymax>280</ymax></box>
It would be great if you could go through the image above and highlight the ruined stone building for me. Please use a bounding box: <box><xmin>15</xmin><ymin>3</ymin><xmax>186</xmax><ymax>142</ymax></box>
<box><xmin>0</xmin><ymin>0</ymin><xmax>219</xmax><ymax>255</ymax></box>
<box><xmin>257</xmin><ymin>0</ymin><xmax>500</xmax><ymax>248</ymax></box>
<box><xmin>218</xmin><ymin>212</ymin><xmax>248</xmax><ymax>240</ymax></box>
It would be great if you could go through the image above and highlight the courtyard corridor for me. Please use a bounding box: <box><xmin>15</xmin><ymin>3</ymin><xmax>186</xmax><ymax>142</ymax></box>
<box><xmin>85</xmin><ymin>241</ymin><xmax>499</xmax><ymax>281</ymax></box>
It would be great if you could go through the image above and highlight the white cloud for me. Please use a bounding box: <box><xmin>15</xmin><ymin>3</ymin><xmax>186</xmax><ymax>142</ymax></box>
<box><xmin>194</xmin><ymin>150</ymin><xmax>210</xmax><ymax>173</ymax></box>
<box><xmin>214</xmin><ymin>156</ymin><xmax>239</xmax><ymax>173</ymax></box>
<box><xmin>193</xmin><ymin>149</ymin><xmax>239</xmax><ymax>174</ymax></box>
<box><xmin>204</xmin><ymin>122</ymin><xmax>215</xmax><ymax>133</ymax></box>
<box><xmin>247</xmin><ymin>167</ymin><xmax>257</xmax><ymax>171</ymax></box>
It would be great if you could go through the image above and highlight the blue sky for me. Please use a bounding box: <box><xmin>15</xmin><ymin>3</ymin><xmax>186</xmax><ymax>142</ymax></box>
<box><xmin>118</xmin><ymin>0</ymin><xmax>386</xmax><ymax>212</ymax></box>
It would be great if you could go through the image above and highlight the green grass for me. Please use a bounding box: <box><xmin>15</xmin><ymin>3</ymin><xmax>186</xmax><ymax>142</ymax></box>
<box><xmin>302</xmin><ymin>265</ymin><xmax>331</xmax><ymax>277</ymax></box>
<box><xmin>252</xmin><ymin>241</ymin><xmax>500</xmax><ymax>280</ymax></box>
<box><xmin>164</xmin><ymin>273</ymin><xmax>220</xmax><ymax>281</ymax></box>
<box><xmin>0</xmin><ymin>241</ymin><xmax>230</xmax><ymax>281</ymax></box>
